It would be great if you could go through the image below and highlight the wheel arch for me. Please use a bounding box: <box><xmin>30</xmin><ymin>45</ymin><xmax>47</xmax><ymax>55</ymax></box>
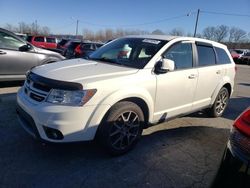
<box><xmin>211</xmin><ymin>79</ymin><xmax>233</xmax><ymax>105</ymax></box>
<box><xmin>118</xmin><ymin>97</ymin><xmax>149</xmax><ymax>127</ymax></box>
<box><xmin>223</xmin><ymin>83</ymin><xmax>232</xmax><ymax>96</ymax></box>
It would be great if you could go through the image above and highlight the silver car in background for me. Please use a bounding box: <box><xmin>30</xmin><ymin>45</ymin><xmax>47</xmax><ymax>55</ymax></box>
<box><xmin>0</xmin><ymin>28</ymin><xmax>65</xmax><ymax>81</ymax></box>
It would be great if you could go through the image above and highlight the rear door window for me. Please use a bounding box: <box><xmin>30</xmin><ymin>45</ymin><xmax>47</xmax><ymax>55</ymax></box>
<box><xmin>82</xmin><ymin>44</ymin><xmax>92</xmax><ymax>50</ymax></box>
<box><xmin>46</xmin><ymin>37</ymin><xmax>56</xmax><ymax>43</ymax></box>
<box><xmin>215</xmin><ymin>47</ymin><xmax>231</xmax><ymax>64</ymax></box>
<box><xmin>34</xmin><ymin>37</ymin><xmax>44</xmax><ymax>42</ymax></box>
<box><xmin>197</xmin><ymin>45</ymin><xmax>216</xmax><ymax>66</ymax></box>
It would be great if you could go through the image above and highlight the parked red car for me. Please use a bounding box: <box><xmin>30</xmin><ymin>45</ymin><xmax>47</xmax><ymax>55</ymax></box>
<box><xmin>213</xmin><ymin>107</ymin><xmax>250</xmax><ymax>187</ymax></box>
<box><xmin>27</xmin><ymin>36</ymin><xmax>57</xmax><ymax>49</ymax></box>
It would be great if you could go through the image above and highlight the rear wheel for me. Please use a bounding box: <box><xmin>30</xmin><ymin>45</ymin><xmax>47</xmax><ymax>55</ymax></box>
<box><xmin>207</xmin><ymin>87</ymin><xmax>229</xmax><ymax>117</ymax></box>
<box><xmin>97</xmin><ymin>101</ymin><xmax>144</xmax><ymax>155</ymax></box>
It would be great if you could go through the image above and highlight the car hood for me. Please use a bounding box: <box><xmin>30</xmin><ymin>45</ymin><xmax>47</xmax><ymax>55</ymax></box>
<box><xmin>31</xmin><ymin>58</ymin><xmax>139</xmax><ymax>83</ymax></box>
<box><xmin>34</xmin><ymin>46</ymin><xmax>64</xmax><ymax>58</ymax></box>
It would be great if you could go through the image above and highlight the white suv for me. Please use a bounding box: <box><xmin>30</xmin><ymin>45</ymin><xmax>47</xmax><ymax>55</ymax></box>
<box><xmin>17</xmin><ymin>35</ymin><xmax>235</xmax><ymax>155</ymax></box>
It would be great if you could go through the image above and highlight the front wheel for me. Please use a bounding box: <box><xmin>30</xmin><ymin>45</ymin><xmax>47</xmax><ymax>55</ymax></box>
<box><xmin>207</xmin><ymin>87</ymin><xmax>229</xmax><ymax>117</ymax></box>
<box><xmin>97</xmin><ymin>101</ymin><xmax>144</xmax><ymax>155</ymax></box>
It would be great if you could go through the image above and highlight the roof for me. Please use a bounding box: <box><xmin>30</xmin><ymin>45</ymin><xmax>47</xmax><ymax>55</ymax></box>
<box><xmin>122</xmin><ymin>35</ymin><xmax>227</xmax><ymax>49</ymax></box>
<box><xmin>124</xmin><ymin>35</ymin><xmax>177</xmax><ymax>41</ymax></box>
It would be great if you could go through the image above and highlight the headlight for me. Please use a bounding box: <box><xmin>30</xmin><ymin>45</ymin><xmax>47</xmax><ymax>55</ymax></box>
<box><xmin>46</xmin><ymin>89</ymin><xmax>96</xmax><ymax>106</ymax></box>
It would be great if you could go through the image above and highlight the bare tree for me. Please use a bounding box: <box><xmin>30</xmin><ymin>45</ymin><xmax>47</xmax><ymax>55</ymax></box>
<box><xmin>202</xmin><ymin>26</ymin><xmax>216</xmax><ymax>40</ymax></box>
<box><xmin>151</xmin><ymin>29</ymin><xmax>165</xmax><ymax>35</ymax></box>
<box><xmin>4</xmin><ymin>22</ymin><xmax>51</xmax><ymax>35</ymax></box>
<box><xmin>105</xmin><ymin>28</ymin><xmax>114</xmax><ymax>40</ymax></box>
<box><xmin>83</xmin><ymin>29</ymin><xmax>94</xmax><ymax>40</ymax></box>
<box><xmin>4</xmin><ymin>24</ymin><xmax>18</xmax><ymax>33</ymax></box>
<box><xmin>169</xmin><ymin>28</ymin><xmax>184</xmax><ymax>36</ymax></box>
<box><xmin>214</xmin><ymin>25</ymin><xmax>229</xmax><ymax>42</ymax></box>
<box><xmin>18</xmin><ymin>22</ymin><xmax>32</xmax><ymax>34</ymax></box>
<box><xmin>229</xmin><ymin>27</ymin><xmax>247</xmax><ymax>42</ymax></box>
<box><xmin>203</xmin><ymin>25</ymin><xmax>229</xmax><ymax>42</ymax></box>
<box><xmin>40</xmin><ymin>26</ymin><xmax>50</xmax><ymax>35</ymax></box>
<box><xmin>95</xmin><ymin>29</ymin><xmax>105</xmax><ymax>41</ymax></box>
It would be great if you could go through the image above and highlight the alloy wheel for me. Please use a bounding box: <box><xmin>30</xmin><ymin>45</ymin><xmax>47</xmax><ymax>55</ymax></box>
<box><xmin>109</xmin><ymin>111</ymin><xmax>140</xmax><ymax>150</ymax></box>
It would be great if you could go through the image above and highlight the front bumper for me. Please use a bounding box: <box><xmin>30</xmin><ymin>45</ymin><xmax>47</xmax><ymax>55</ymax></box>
<box><xmin>16</xmin><ymin>87</ymin><xmax>109</xmax><ymax>142</ymax></box>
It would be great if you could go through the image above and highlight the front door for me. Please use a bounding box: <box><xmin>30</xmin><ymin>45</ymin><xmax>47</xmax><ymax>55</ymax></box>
<box><xmin>0</xmin><ymin>30</ymin><xmax>38</xmax><ymax>76</ymax></box>
<box><xmin>154</xmin><ymin>41</ymin><xmax>198</xmax><ymax>121</ymax></box>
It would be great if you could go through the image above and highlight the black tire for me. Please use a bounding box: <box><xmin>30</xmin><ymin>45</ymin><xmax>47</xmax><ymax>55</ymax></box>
<box><xmin>97</xmin><ymin>101</ymin><xmax>144</xmax><ymax>155</ymax></box>
<box><xmin>207</xmin><ymin>87</ymin><xmax>229</xmax><ymax>117</ymax></box>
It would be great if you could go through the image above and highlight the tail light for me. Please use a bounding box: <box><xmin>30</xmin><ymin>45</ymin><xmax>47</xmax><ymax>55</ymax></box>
<box><xmin>74</xmin><ymin>44</ymin><xmax>82</xmax><ymax>55</ymax></box>
<box><xmin>233</xmin><ymin>108</ymin><xmax>250</xmax><ymax>137</ymax></box>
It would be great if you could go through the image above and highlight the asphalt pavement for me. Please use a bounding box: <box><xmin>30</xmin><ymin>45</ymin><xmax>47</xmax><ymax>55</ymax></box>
<box><xmin>0</xmin><ymin>65</ymin><xmax>249</xmax><ymax>188</ymax></box>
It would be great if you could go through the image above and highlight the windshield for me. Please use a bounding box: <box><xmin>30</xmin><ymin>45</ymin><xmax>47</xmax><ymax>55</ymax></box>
<box><xmin>234</xmin><ymin>50</ymin><xmax>244</xmax><ymax>54</ymax></box>
<box><xmin>89</xmin><ymin>38</ymin><xmax>167</xmax><ymax>69</ymax></box>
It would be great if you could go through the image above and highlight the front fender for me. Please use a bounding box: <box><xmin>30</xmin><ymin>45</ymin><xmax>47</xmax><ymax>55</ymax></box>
<box><xmin>87</xmin><ymin>87</ymin><xmax>155</xmax><ymax>129</ymax></box>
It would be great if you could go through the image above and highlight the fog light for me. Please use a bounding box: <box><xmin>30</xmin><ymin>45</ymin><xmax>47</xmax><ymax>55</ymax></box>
<box><xmin>43</xmin><ymin>126</ymin><xmax>64</xmax><ymax>140</ymax></box>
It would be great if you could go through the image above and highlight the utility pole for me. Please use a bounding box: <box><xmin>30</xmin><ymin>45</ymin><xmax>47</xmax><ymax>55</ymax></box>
<box><xmin>76</xmin><ymin>19</ymin><xmax>79</xmax><ymax>37</ymax></box>
<box><xmin>35</xmin><ymin>20</ymin><xmax>38</xmax><ymax>35</ymax></box>
<box><xmin>193</xmin><ymin>9</ymin><xmax>200</xmax><ymax>37</ymax></box>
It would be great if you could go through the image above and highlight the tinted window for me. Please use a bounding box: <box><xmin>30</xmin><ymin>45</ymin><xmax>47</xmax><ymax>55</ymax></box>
<box><xmin>58</xmin><ymin>39</ymin><xmax>68</xmax><ymax>46</ymax></box>
<box><xmin>26</xmin><ymin>36</ymin><xmax>33</xmax><ymax>42</ymax></box>
<box><xmin>163</xmin><ymin>42</ymin><xmax>193</xmax><ymax>70</ymax></box>
<box><xmin>197</xmin><ymin>45</ymin><xmax>216</xmax><ymax>66</ymax></box>
<box><xmin>46</xmin><ymin>37</ymin><xmax>56</xmax><ymax>43</ymax></box>
<box><xmin>34</xmin><ymin>37</ymin><xmax>44</xmax><ymax>42</ymax></box>
<box><xmin>215</xmin><ymin>47</ymin><xmax>231</xmax><ymax>64</ymax></box>
<box><xmin>234</xmin><ymin>50</ymin><xmax>244</xmax><ymax>54</ymax></box>
<box><xmin>96</xmin><ymin>44</ymin><xmax>103</xmax><ymax>48</ymax></box>
<box><xmin>81</xmin><ymin>44</ymin><xmax>92</xmax><ymax>50</ymax></box>
<box><xmin>0</xmin><ymin>31</ymin><xmax>25</xmax><ymax>50</ymax></box>
<box><xmin>69</xmin><ymin>42</ymin><xmax>81</xmax><ymax>49</ymax></box>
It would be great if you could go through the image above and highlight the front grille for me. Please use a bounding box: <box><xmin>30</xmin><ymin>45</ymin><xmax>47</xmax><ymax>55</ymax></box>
<box><xmin>30</xmin><ymin>92</ymin><xmax>45</xmax><ymax>102</ymax></box>
<box><xmin>24</xmin><ymin>72</ymin><xmax>83</xmax><ymax>102</ymax></box>
<box><xmin>24</xmin><ymin>75</ymin><xmax>50</xmax><ymax>102</ymax></box>
<box><xmin>33</xmin><ymin>82</ymin><xmax>51</xmax><ymax>92</ymax></box>
<box><xmin>230</xmin><ymin>128</ymin><xmax>250</xmax><ymax>157</ymax></box>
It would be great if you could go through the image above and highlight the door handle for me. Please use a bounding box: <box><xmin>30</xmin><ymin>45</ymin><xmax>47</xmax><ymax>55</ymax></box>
<box><xmin>188</xmin><ymin>74</ymin><xmax>197</xmax><ymax>79</ymax></box>
<box><xmin>0</xmin><ymin>51</ymin><xmax>7</xmax><ymax>55</ymax></box>
<box><xmin>216</xmin><ymin>70</ymin><xmax>221</xmax><ymax>74</ymax></box>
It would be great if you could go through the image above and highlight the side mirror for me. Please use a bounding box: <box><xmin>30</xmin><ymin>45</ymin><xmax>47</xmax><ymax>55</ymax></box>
<box><xmin>155</xmin><ymin>58</ymin><xmax>175</xmax><ymax>74</ymax></box>
<box><xmin>19</xmin><ymin>44</ymin><xmax>31</xmax><ymax>52</ymax></box>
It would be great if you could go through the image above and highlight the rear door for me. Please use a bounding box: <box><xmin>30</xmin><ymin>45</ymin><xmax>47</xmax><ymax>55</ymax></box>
<box><xmin>45</xmin><ymin>37</ymin><xmax>57</xmax><ymax>49</ymax></box>
<box><xmin>192</xmin><ymin>42</ymin><xmax>225</xmax><ymax>109</ymax></box>
<box><xmin>154</xmin><ymin>41</ymin><xmax>198</xmax><ymax>120</ymax></box>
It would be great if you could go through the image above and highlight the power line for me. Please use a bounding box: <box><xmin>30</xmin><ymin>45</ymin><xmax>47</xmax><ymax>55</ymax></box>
<box><xmin>78</xmin><ymin>12</ymin><xmax>196</xmax><ymax>28</ymax></box>
<box><xmin>201</xmin><ymin>10</ymin><xmax>250</xmax><ymax>17</ymax></box>
<box><xmin>52</xmin><ymin>22</ymin><xmax>75</xmax><ymax>30</ymax></box>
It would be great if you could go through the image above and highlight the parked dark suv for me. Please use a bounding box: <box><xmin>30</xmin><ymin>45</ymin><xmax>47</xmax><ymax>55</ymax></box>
<box><xmin>74</xmin><ymin>42</ymin><xmax>104</xmax><ymax>58</ymax></box>
<box><xmin>0</xmin><ymin>28</ymin><xmax>65</xmax><ymax>81</ymax></box>
<box><xmin>62</xmin><ymin>40</ymin><xmax>81</xmax><ymax>59</ymax></box>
